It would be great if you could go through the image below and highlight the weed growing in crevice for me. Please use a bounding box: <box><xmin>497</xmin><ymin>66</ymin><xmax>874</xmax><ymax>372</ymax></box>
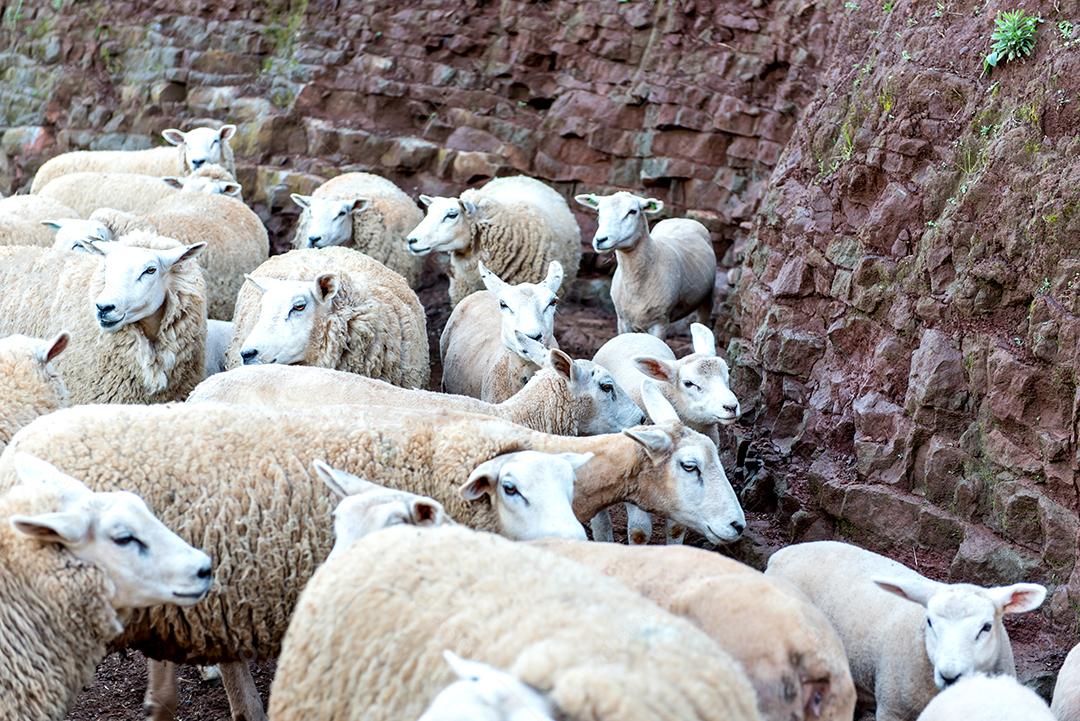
<box><xmin>984</xmin><ymin>10</ymin><xmax>1040</xmax><ymax>74</ymax></box>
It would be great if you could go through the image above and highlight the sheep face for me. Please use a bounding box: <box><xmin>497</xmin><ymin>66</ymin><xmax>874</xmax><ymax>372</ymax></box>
<box><xmin>8</xmin><ymin>453</ymin><xmax>213</xmax><ymax>609</ymax></box>
<box><xmin>624</xmin><ymin>381</ymin><xmax>745</xmax><ymax>544</ymax></box>
<box><xmin>873</xmin><ymin>576</ymin><xmax>1046</xmax><ymax>690</ymax></box>
<box><xmin>419</xmin><ymin>651</ymin><xmax>558</xmax><ymax>721</ymax></box>
<box><xmin>238</xmin><ymin>274</ymin><xmax>338</xmax><ymax>366</ymax></box>
<box><xmin>547</xmin><ymin>351</ymin><xmax>646</xmax><ymax>434</ymax></box>
<box><xmin>43</xmin><ymin>218</ymin><xmax>112</xmax><ymax>251</ymax></box>
<box><xmin>290</xmin><ymin>194</ymin><xmax>369</xmax><ymax>249</ymax></box>
<box><xmin>86</xmin><ymin>241</ymin><xmax>205</xmax><ymax>332</ymax></box>
<box><xmin>162</xmin><ymin>124</ymin><xmax>236</xmax><ymax>172</ymax></box>
<box><xmin>162</xmin><ymin>174</ymin><xmax>242</xmax><ymax>198</ymax></box>
<box><xmin>407</xmin><ymin>195</ymin><xmax>473</xmax><ymax>255</ymax></box>
<box><xmin>574</xmin><ymin>190</ymin><xmax>663</xmax><ymax>253</ymax></box>
<box><xmin>460</xmin><ymin>451</ymin><xmax>591</xmax><ymax>541</ymax></box>
<box><xmin>479</xmin><ymin>260</ymin><xmax>560</xmax><ymax>357</ymax></box>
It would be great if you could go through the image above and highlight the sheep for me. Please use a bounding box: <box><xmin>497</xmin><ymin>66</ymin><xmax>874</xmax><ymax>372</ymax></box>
<box><xmin>290</xmin><ymin>172</ymin><xmax>424</xmax><ymax>287</ymax></box>
<box><xmin>0</xmin><ymin>193</ymin><xmax>81</xmax><ymax>247</ymax></box>
<box><xmin>0</xmin><ymin>234</ymin><xmax>207</xmax><ymax>404</ymax></box>
<box><xmin>29</xmin><ymin>124</ymin><xmax>237</xmax><ymax>193</ymax></box>
<box><xmin>227</xmin><ymin>247</ymin><xmax>429</xmax><ymax>389</ymax></box>
<box><xmin>917</xmin><ymin>674</ymin><xmax>1054</xmax><ymax>721</ymax></box>
<box><xmin>765</xmin><ymin>540</ymin><xmax>1047</xmax><ymax>721</ymax></box>
<box><xmin>42</xmin><ymin>217</ymin><xmax>113</xmax><ymax>249</ymax></box>
<box><xmin>591</xmin><ymin>322</ymin><xmax>741</xmax><ymax>545</ymax></box>
<box><xmin>440</xmin><ymin>261</ymin><xmax>562</xmax><ymax>402</ymax></box>
<box><xmin>1052</xmin><ymin>643</ymin><xmax>1080</xmax><ymax>720</ymax></box>
<box><xmin>0</xmin><ymin>453</ymin><xmax>212</xmax><ymax>721</ymax></box>
<box><xmin>0</xmin><ymin>332</ymin><xmax>69</xmax><ymax>453</ymax></box>
<box><xmin>419</xmin><ymin>651</ymin><xmax>559</xmax><ymax>721</ymax></box>
<box><xmin>189</xmin><ymin>348</ymin><xmax>645</xmax><ymax>436</ymax></box>
<box><xmin>535</xmin><ymin>540</ymin><xmax>857</xmax><ymax>721</ymax></box>
<box><xmin>268</xmin><ymin>525</ymin><xmax>762</xmax><ymax>721</ymax></box>
<box><xmin>574</xmin><ymin>191</ymin><xmax>716</xmax><ymax>337</ymax></box>
<box><xmin>204</xmin><ymin>319</ymin><xmax>232</xmax><ymax>378</ymax></box>
<box><xmin>407</xmin><ymin>175</ymin><xmax>582</xmax><ymax>306</ymax></box>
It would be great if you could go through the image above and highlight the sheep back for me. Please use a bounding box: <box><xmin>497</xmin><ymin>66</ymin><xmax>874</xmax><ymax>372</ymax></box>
<box><xmin>0</xmin><ymin>335</ymin><xmax>69</xmax><ymax>452</ymax></box>
<box><xmin>37</xmin><ymin>172</ymin><xmax>178</xmax><ymax>217</ymax></box>
<box><xmin>30</xmin><ymin>146</ymin><xmax>184</xmax><ymax>193</ymax></box>
<box><xmin>0</xmin><ymin>195</ymin><xmax>80</xmax><ymax>247</ymax></box>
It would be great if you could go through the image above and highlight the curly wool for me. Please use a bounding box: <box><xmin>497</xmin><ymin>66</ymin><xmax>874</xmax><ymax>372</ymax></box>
<box><xmin>226</xmin><ymin>247</ymin><xmax>429</xmax><ymax>388</ymax></box>
<box><xmin>0</xmin><ymin>195</ymin><xmax>80</xmax><ymax>247</ymax></box>
<box><xmin>0</xmin><ymin>232</ymin><xmax>207</xmax><ymax>404</ymax></box>
<box><xmin>30</xmin><ymin>142</ymin><xmax>236</xmax><ymax>194</ymax></box>
<box><xmin>292</xmin><ymin>172</ymin><xmax>424</xmax><ymax>287</ymax></box>
<box><xmin>269</xmin><ymin>526</ymin><xmax>762</xmax><ymax>721</ymax></box>
<box><xmin>0</xmin><ymin>335</ymin><xmax>69</xmax><ymax>452</ymax></box>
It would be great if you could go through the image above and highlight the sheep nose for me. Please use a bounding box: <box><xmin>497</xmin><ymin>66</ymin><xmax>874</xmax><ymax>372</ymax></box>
<box><xmin>407</xmin><ymin>237</ymin><xmax>418</xmax><ymax>245</ymax></box>
<box><xmin>196</xmin><ymin>563</ymin><xmax>212</xmax><ymax>580</ymax></box>
<box><xmin>730</xmin><ymin>520</ymin><xmax>745</xmax><ymax>534</ymax></box>
<box><xmin>240</xmin><ymin>348</ymin><xmax>258</xmax><ymax>364</ymax></box>
<box><xmin>191</xmin><ymin>158</ymin><xmax>205</xmax><ymax>168</ymax></box>
<box><xmin>308</xmin><ymin>236</ymin><xmax>322</xmax><ymax>247</ymax></box>
<box><xmin>723</xmin><ymin>404</ymin><xmax>738</xmax><ymax>414</ymax></box>
<box><xmin>639</xmin><ymin>414</ymin><xmax>648</xmax><ymax>424</ymax></box>
<box><xmin>941</xmin><ymin>673</ymin><xmax>961</xmax><ymax>687</ymax></box>
<box><xmin>527</xmin><ymin>332</ymin><xmax>542</xmax><ymax>342</ymax></box>
<box><xmin>96</xmin><ymin>303</ymin><xmax>115</xmax><ymax>314</ymax></box>
<box><xmin>595</xmin><ymin>235</ymin><xmax>608</xmax><ymax>245</ymax></box>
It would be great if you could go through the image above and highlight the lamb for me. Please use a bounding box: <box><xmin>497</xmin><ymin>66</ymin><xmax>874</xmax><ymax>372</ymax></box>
<box><xmin>0</xmin><ymin>453</ymin><xmax>211</xmax><ymax>721</ymax></box>
<box><xmin>575</xmin><ymin>191</ymin><xmax>716</xmax><ymax>337</ymax></box>
<box><xmin>0</xmin><ymin>193</ymin><xmax>81</xmax><ymax>247</ymax></box>
<box><xmin>917</xmin><ymin>674</ymin><xmax>1054</xmax><ymax>721</ymax></box>
<box><xmin>407</xmin><ymin>175</ymin><xmax>582</xmax><ymax>306</ymax></box>
<box><xmin>419</xmin><ymin>651</ymin><xmax>559</xmax><ymax>721</ymax></box>
<box><xmin>440</xmin><ymin>261</ymin><xmax>562</xmax><ymax>402</ymax></box>
<box><xmin>765</xmin><ymin>540</ymin><xmax>1046</xmax><ymax>721</ymax></box>
<box><xmin>535</xmin><ymin>540</ymin><xmax>857</xmax><ymax>721</ymax></box>
<box><xmin>1052</xmin><ymin>643</ymin><xmax>1080</xmax><ymax>720</ymax></box>
<box><xmin>30</xmin><ymin>124</ymin><xmax>237</xmax><ymax>193</ymax></box>
<box><xmin>591</xmin><ymin>322</ymin><xmax>741</xmax><ymax>544</ymax></box>
<box><xmin>0</xmin><ymin>234</ymin><xmax>207</xmax><ymax>404</ymax></box>
<box><xmin>0</xmin><ymin>332</ymin><xmax>69</xmax><ymax>452</ymax></box>
<box><xmin>290</xmin><ymin>172</ymin><xmax>424</xmax><ymax>287</ymax></box>
<box><xmin>268</xmin><ymin>525</ymin><xmax>762</xmax><ymax>721</ymax></box>
<box><xmin>227</xmin><ymin>247</ymin><xmax>429</xmax><ymax>389</ymax></box>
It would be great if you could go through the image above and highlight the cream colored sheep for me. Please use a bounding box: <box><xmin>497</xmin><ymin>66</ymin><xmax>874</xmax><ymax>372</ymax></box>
<box><xmin>291</xmin><ymin>172</ymin><xmax>424</xmax><ymax>287</ymax></box>
<box><xmin>0</xmin><ymin>194</ymin><xmax>81</xmax><ymax>247</ymax></box>
<box><xmin>407</xmin><ymin>175</ymin><xmax>582</xmax><ymax>305</ymax></box>
<box><xmin>0</xmin><ymin>234</ymin><xmax>207</xmax><ymax>404</ymax></box>
<box><xmin>575</xmin><ymin>191</ymin><xmax>716</xmax><ymax>337</ymax></box>
<box><xmin>765</xmin><ymin>541</ymin><xmax>1046</xmax><ymax>721</ymax></box>
<box><xmin>30</xmin><ymin>124</ymin><xmax>237</xmax><ymax>193</ymax></box>
<box><xmin>1052</xmin><ymin>643</ymin><xmax>1080</xmax><ymax>720</ymax></box>
<box><xmin>419</xmin><ymin>651</ymin><xmax>559</xmax><ymax>721</ymax></box>
<box><xmin>536</xmin><ymin>540</ymin><xmax>857</xmax><ymax>721</ymax></box>
<box><xmin>42</xmin><ymin>217</ymin><xmax>113</xmax><ymax>250</ymax></box>
<box><xmin>0</xmin><ymin>453</ymin><xmax>211</xmax><ymax>721</ymax></box>
<box><xmin>227</xmin><ymin>247</ymin><xmax>429</xmax><ymax>389</ymax></box>
<box><xmin>917</xmin><ymin>674</ymin><xmax>1054</xmax><ymax>721</ymax></box>
<box><xmin>268</xmin><ymin>525</ymin><xmax>762</xmax><ymax>721</ymax></box>
<box><xmin>0</xmin><ymin>332</ymin><xmax>69</xmax><ymax>453</ymax></box>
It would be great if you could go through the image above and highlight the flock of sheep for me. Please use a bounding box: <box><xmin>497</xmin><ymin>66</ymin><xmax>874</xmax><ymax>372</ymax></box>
<box><xmin>0</xmin><ymin>122</ymin><xmax>1074</xmax><ymax>721</ymax></box>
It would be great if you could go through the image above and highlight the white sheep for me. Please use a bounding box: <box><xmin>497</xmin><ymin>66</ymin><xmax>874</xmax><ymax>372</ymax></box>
<box><xmin>440</xmin><ymin>261</ymin><xmax>562</xmax><ymax>402</ymax></box>
<box><xmin>575</xmin><ymin>191</ymin><xmax>716</xmax><ymax>337</ymax></box>
<box><xmin>227</xmin><ymin>247</ymin><xmax>429</xmax><ymax>389</ymax></box>
<box><xmin>917</xmin><ymin>674</ymin><xmax>1054</xmax><ymax>720</ymax></box>
<box><xmin>407</xmin><ymin>175</ymin><xmax>582</xmax><ymax>306</ymax></box>
<box><xmin>268</xmin><ymin>525</ymin><xmax>763</xmax><ymax>721</ymax></box>
<box><xmin>0</xmin><ymin>193</ymin><xmax>82</xmax><ymax>247</ymax></box>
<box><xmin>42</xmin><ymin>217</ymin><xmax>113</xmax><ymax>249</ymax></box>
<box><xmin>30</xmin><ymin>124</ymin><xmax>237</xmax><ymax>193</ymax></box>
<box><xmin>291</xmin><ymin>172</ymin><xmax>424</xmax><ymax>287</ymax></box>
<box><xmin>204</xmin><ymin>319</ymin><xmax>233</xmax><ymax>378</ymax></box>
<box><xmin>1052</xmin><ymin>643</ymin><xmax>1080</xmax><ymax>720</ymax></box>
<box><xmin>591</xmin><ymin>323</ymin><xmax>741</xmax><ymax>544</ymax></box>
<box><xmin>0</xmin><ymin>453</ymin><xmax>211</xmax><ymax>721</ymax></box>
<box><xmin>765</xmin><ymin>540</ymin><xmax>1046</xmax><ymax>721</ymax></box>
<box><xmin>419</xmin><ymin>651</ymin><xmax>559</xmax><ymax>721</ymax></box>
<box><xmin>0</xmin><ymin>234</ymin><xmax>207</xmax><ymax>404</ymax></box>
<box><xmin>0</xmin><ymin>332</ymin><xmax>69</xmax><ymax>452</ymax></box>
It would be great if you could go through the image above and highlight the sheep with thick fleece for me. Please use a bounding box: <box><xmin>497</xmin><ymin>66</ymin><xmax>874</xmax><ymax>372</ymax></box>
<box><xmin>575</xmin><ymin>191</ymin><xmax>716</xmax><ymax>337</ymax></box>
<box><xmin>407</xmin><ymin>175</ymin><xmax>582</xmax><ymax>306</ymax></box>
<box><xmin>291</xmin><ymin>172</ymin><xmax>424</xmax><ymax>287</ymax></box>
<box><xmin>0</xmin><ymin>194</ymin><xmax>81</xmax><ymax>247</ymax></box>
<box><xmin>30</xmin><ymin>124</ymin><xmax>237</xmax><ymax>193</ymax></box>
<box><xmin>765</xmin><ymin>541</ymin><xmax>1046</xmax><ymax>721</ymax></box>
<box><xmin>0</xmin><ymin>234</ymin><xmax>207</xmax><ymax>404</ymax></box>
<box><xmin>269</xmin><ymin>525</ymin><xmax>762</xmax><ymax>721</ymax></box>
<box><xmin>0</xmin><ymin>453</ymin><xmax>211</xmax><ymax>721</ymax></box>
<box><xmin>1053</xmin><ymin>643</ymin><xmax>1080</xmax><ymax>720</ymax></box>
<box><xmin>228</xmin><ymin>247</ymin><xmax>428</xmax><ymax>388</ymax></box>
<box><xmin>0</xmin><ymin>332</ymin><xmax>69</xmax><ymax>452</ymax></box>
<box><xmin>917</xmin><ymin>674</ymin><xmax>1054</xmax><ymax>721</ymax></box>
<box><xmin>536</xmin><ymin>540</ymin><xmax>857</xmax><ymax>721</ymax></box>
<box><xmin>190</xmin><ymin>348</ymin><xmax>645</xmax><ymax>436</ymax></box>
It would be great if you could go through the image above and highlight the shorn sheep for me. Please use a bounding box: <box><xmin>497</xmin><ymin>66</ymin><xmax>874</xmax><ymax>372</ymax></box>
<box><xmin>575</xmin><ymin>191</ymin><xmax>716</xmax><ymax>337</ymax></box>
<box><xmin>268</xmin><ymin>525</ymin><xmax>763</xmax><ymax>721</ymax></box>
<box><xmin>917</xmin><ymin>674</ymin><xmax>1054</xmax><ymax>721</ymax></box>
<box><xmin>30</xmin><ymin>124</ymin><xmax>237</xmax><ymax>193</ymax></box>
<box><xmin>1053</xmin><ymin>642</ymin><xmax>1080</xmax><ymax>721</ymax></box>
<box><xmin>0</xmin><ymin>332</ymin><xmax>69</xmax><ymax>452</ymax></box>
<box><xmin>407</xmin><ymin>175</ymin><xmax>582</xmax><ymax>306</ymax></box>
<box><xmin>765</xmin><ymin>540</ymin><xmax>1046</xmax><ymax>721</ymax></box>
<box><xmin>0</xmin><ymin>453</ymin><xmax>211</xmax><ymax>721</ymax></box>
<box><xmin>0</xmin><ymin>234</ymin><xmax>207</xmax><ymax>404</ymax></box>
<box><xmin>291</xmin><ymin>172</ymin><xmax>424</xmax><ymax>287</ymax></box>
<box><xmin>228</xmin><ymin>247</ymin><xmax>429</xmax><ymax>389</ymax></box>
<box><xmin>0</xmin><ymin>193</ymin><xmax>82</xmax><ymax>247</ymax></box>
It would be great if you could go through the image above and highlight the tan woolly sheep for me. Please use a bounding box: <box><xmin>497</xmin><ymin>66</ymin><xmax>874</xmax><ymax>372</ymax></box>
<box><xmin>918</xmin><ymin>674</ymin><xmax>1054</xmax><ymax>721</ymax></box>
<box><xmin>407</xmin><ymin>175</ymin><xmax>582</xmax><ymax>306</ymax></box>
<box><xmin>291</xmin><ymin>172</ymin><xmax>424</xmax><ymax>287</ymax></box>
<box><xmin>0</xmin><ymin>193</ymin><xmax>82</xmax><ymax>247</ymax></box>
<box><xmin>0</xmin><ymin>332</ymin><xmax>69</xmax><ymax>453</ymax></box>
<box><xmin>30</xmin><ymin>124</ymin><xmax>237</xmax><ymax>193</ymax></box>
<box><xmin>0</xmin><ymin>234</ymin><xmax>208</xmax><ymax>404</ymax></box>
<box><xmin>1053</xmin><ymin>643</ymin><xmax>1080</xmax><ymax>721</ymax></box>
<box><xmin>227</xmin><ymin>247</ymin><xmax>429</xmax><ymax>389</ymax></box>
<box><xmin>268</xmin><ymin>525</ymin><xmax>762</xmax><ymax>721</ymax></box>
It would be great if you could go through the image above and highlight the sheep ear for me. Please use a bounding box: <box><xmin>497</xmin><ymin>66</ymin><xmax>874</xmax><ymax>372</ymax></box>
<box><xmin>634</xmin><ymin>356</ymin><xmax>676</xmax><ymax>383</ymax></box>
<box><xmin>218</xmin><ymin>124</ymin><xmax>237</xmax><ymax>141</ymax></box>
<box><xmin>159</xmin><ymin>242</ymin><xmax>206</xmax><ymax>269</ymax></box>
<box><xmin>40</xmin><ymin>219</ymin><xmax>64</xmax><ymax>231</ymax></box>
<box><xmin>221</xmin><ymin>182</ymin><xmax>242</xmax><ymax>197</ymax></box>
<box><xmin>640</xmin><ymin>380</ymin><xmax>680</xmax><ymax>425</ymax></box>
<box><xmin>37</xmin><ymin>332</ymin><xmax>70</xmax><ymax>364</ymax></box>
<box><xmin>410</xmin><ymin>498</ymin><xmax>446</xmax><ymax>527</ymax></box>
<box><xmin>443</xmin><ymin>650</ymin><xmax>488</xmax><ymax>681</ymax></box>
<box><xmin>10</xmin><ymin>511</ymin><xmax>91</xmax><ymax>545</ymax></box>
<box><xmin>478</xmin><ymin>261</ymin><xmax>508</xmax><ymax>295</ymax></box>
<box><xmin>418</xmin><ymin>194</ymin><xmax>435</xmax><ymax>208</ymax></box>
<box><xmin>350</xmin><ymin>198</ymin><xmax>370</xmax><ymax>214</ymax></box>
<box><xmin>243</xmin><ymin>274</ymin><xmax>271</xmax><ymax>294</ymax></box>
<box><xmin>986</xmin><ymin>583</ymin><xmax>1047</xmax><ymax>615</ymax></box>
<box><xmin>513</xmin><ymin>332</ymin><xmax>548</xmax><ymax>365</ymax></box>
<box><xmin>312</xmin><ymin>460</ymin><xmax>377</xmax><ymax>499</ymax></box>
<box><xmin>314</xmin><ymin>273</ymin><xmax>340</xmax><ymax>304</ymax></box>
<box><xmin>548</xmin><ymin>349</ymin><xmax>573</xmax><ymax>381</ymax></box>
<box><xmin>623</xmin><ymin>427</ymin><xmax>673</xmax><ymax>459</ymax></box>
<box><xmin>461</xmin><ymin>456</ymin><xmax>511</xmax><ymax>501</ymax></box>
<box><xmin>690</xmin><ymin>323</ymin><xmax>717</xmax><ymax>356</ymax></box>
<box><xmin>461</xmin><ymin>199</ymin><xmax>478</xmax><ymax>216</ymax></box>
<box><xmin>161</xmin><ymin>177</ymin><xmax>185</xmax><ymax>190</ymax></box>
<box><xmin>290</xmin><ymin>193</ymin><xmax>311</xmax><ymax>210</ymax></box>
<box><xmin>641</xmin><ymin>198</ymin><xmax>664</xmax><ymax>214</ymax></box>
<box><xmin>76</xmin><ymin>239</ymin><xmax>108</xmax><ymax>256</ymax></box>
<box><xmin>558</xmin><ymin>452</ymin><xmax>594</xmax><ymax>472</ymax></box>
<box><xmin>161</xmin><ymin>128</ymin><xmax>186</xmax><ymax>146</ymax></box>
<box><xmin>872</xmin><ymin>576</ymin><xmax>941</xmax><ymax>608</ymax></box>
<box><xmin>543</xmin><ymin>261</ymin><xmax>563</xmax><ymax>293</ymax></box>
<box><xmin>574</xmin><ymin>194</ymin><xmax>600</xmax><ymax>210</ymax></box>
<box><xmin>11</xmin><ymin>453</ymin><xmax>90</xmax><ymax>504</ymax></box>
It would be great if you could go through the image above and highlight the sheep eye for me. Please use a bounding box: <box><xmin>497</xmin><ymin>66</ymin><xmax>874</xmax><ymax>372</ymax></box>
<box><xmin>927</xmin><ymin>618</ymin><xmax>933</xmax><ymax>629</ymax></box>
<box><xmin>337</xmin><ymin>209</ymin><xmax>348</xmax><ymax>218</ymax></box>
<box><xmin>291</xmin><ymin>302</ymin><xmax>307</xmax><ymax>313</ymax></box>
<box><xmin>498</xmin><ymin>301</ymin><xmax>509</xmax><ymax>310</ymax></box>
<box><xmin>113</xmin><ymin>533</ymin><xmax>146</xmax><ymax>551</ymax></box>
<box><xmin>682</xmin><ymin>380</ymin><xmax>698</xmax><ymax>390</ymax></box>
<box><xmin>142</xmin><ymin>266</ymin><xmax>157</xmax><ymax>276</ymax></box>
<box><xmin>501</xmin><ymin>482</ymin><xmax>519</xmax><ymax>497</ymax></box>
<box><xmin>599</xmin><ymin>382</ymin><xmax>614</xmax><ymax>393</ymax></box>
<box><xmin>679</xmin><ymin>460</ymin><xmax>699</xmax><ymax>473</ymax></box>
<box><xmin>627</xmin><ymin>208</ymin><xmax>638</xmax><ymax>216</ymax></box>
<box><xmin>547</xmin><ymin>298</ymin><xmax>558</xmax><ymax>308</ymax></box>
<box><xmin>979</xmin><ymin>622</ymin><xmax>992</xmax><ymax>636</ymax></box>
<box><xmin>445</xmin><ymin>210</ymin><xmax>459</xmax><ymax>220</ymax></box>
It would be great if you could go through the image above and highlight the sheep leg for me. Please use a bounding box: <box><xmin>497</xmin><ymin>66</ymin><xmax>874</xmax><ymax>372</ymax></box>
<box><xmin>589</xmin><ymin>509</ymin><xmax>615</xmax><ymax>542</ymax></box>
<box><xmin>220</xmin><ymin>661</ymin><xmax>267</xmax><ymax>721</ymax></box>
<box><xmin>664</xmin><ymin>519</ymin><xmax>687</xmax><ymax>545</ymax></box>
<box><xmin>143</xmin><ymin>659</ymin><xmax>178</xmax><ymax>721</ymax></box>
<box><xmin>625</xmin><ymin>504</ymin><xmax>653</xmax><ymax>545</ymax></box>
<box><xmin>695</xmin><ymin>299</ymin><xmax>712</xmax><ymax>328</ymax></box>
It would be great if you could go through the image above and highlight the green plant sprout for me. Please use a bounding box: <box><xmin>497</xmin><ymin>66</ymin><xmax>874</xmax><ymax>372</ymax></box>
<box><xmin>984</xmin><ymin>10</ymin><xmax>1040</xmax><ymax>74</ymax></box>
